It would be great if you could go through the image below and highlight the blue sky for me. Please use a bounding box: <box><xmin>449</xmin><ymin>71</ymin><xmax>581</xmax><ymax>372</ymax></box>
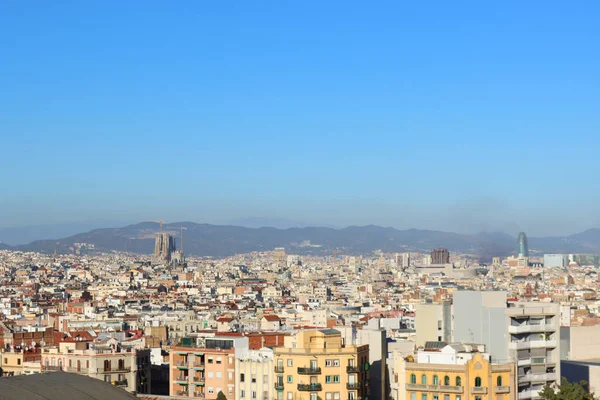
<box><xmin>1</xmin><ymin>1</ymin><xmax>599</xmax><ymax>236</ymax></box>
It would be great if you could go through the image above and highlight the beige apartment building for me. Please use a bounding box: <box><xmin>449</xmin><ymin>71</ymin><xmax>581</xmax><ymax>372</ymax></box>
<box><xmin>40</xmin><ymin>341</ymin><xmax>150</xmax><ymax>394</ymax></box>
<box><xmin>274</xmin><ymin>329</ymin><xmax>369</xmax><ymax>400</ymax></box>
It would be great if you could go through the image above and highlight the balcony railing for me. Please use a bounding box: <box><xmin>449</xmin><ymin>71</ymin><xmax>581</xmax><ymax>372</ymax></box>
<box><xmin>193</xmin><ymin>393</ymin><xmax>205</xmax><ymax>398</ymax></box>
<box><xmin>115</xmin><ymin>380</ymin><xmax>128</xmax><ymax>387</ymax></box>
<box><xmin>177</xmin><ymin>390</ymin><xmax>188</xmax><ymax>397</ymax></box>
<box><xmin>298</xmin><ymin>367</ymin><xmax>321</xmax><ymax>375</ymax></box>
<box><xmin>471</xmin><ymin>387</ymin><xmax>488</xmax><ymax>394</ymax></box>
<box><xmin>176</xmin><ymin>376</ymin><xmax>189</xmax><ymax>382</ymax></box>
<box><xmin>508</xmin><ymin>323</ymin><xmax>556</xmax><ymax>334</ymax></box>
<box><xmin>509</xmin><ymin>340</ymin><xmax>557</xmax><ymax>350</ymax></box>
<box><xmin>520</xmin><ymin>372</ymin><xmax>556</xmax><ymax>383</ymax></box>
<box><xmin>495</xmin><ymin>386</ymin><xmax>511</xmax><ymax>394</ymax></box>
<box><xmin>297</xmin><ymin>383</ymin><xmax>322</xmax><ymax>391</ymax></box>
<box><xmin>346</xmin><ymin>365</ymin><xmax>360</xmax><ymax>373</ymax></box>
<box><xmin>346</xmin><ymin>382</ymin><xmax>361</xmax><ymax>390</ymax></box>
<box><xmin>191</xmin><ymin>362</ymin><xmax>204</xmax><ymax>368</ymax></box>
<box><xmin>274</xmin><ymin>366</ymin><xmax>284</xmax><ymax>373</ymax></box>
<box><xmin>406</xmin><ymin>384</ymin><xmax>463</xmax><ymax>394</ymax></box>
<box><xmin>97</xmin><ymin>367</ymin><xmax>131</xmax><ymax>374</ymax></box>
<box><xmin>193</xmin><ymin>376</ymin><xmax>205</xmax><ymax>383</ymax></box>
<box><xmin>274</xmin><ymin>382</ymin><xmax>285</xmax><ymax>390</ymax></box>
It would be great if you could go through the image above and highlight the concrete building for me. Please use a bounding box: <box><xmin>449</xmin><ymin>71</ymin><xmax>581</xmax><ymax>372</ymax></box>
<box><xmin>431</xmin><ymin>249</ymin><xmax>450</xmax><ymax>265</ymax></box>
<box><xmin>0</xmin><ymin>347</ymin><xmax>42</xmax><ymax>376</ymax></box>
<box><xmin>416</xmin><ymin>302</ymin><xmax>452</xmax><ymax>348</ymax></box>
<box><xmin>234</xmin><ymin>347</ymin><xmax>274</xmax><ymax>400</ymax></box>
<box><xmin>273</xmin><ymin>329</ymin><xmax>369</xmax><ymax>400</ymax></box>
<box><xmin>453</xmin><ymin>291</ymin><xmax>560</xmax><ymax>400</ymax></box>
<box><xmin>543</xmin><ymin>254</ymin><xmax>568</xmax><ymax>269</ymax></box>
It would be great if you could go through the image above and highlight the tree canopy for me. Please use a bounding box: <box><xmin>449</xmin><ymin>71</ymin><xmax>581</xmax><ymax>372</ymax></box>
<box><xmin>539</xmin><ymin>378</ymin><xmax>596</xmax><ymax>400</ymax></box>
<box><xmin>216</xmin><ymin>391</ymin><xmax>227</xmax><ymax>400</ymax></box>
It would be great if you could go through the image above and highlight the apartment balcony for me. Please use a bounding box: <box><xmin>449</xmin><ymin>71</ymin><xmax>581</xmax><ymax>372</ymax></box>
<box><xmin>297</xmin><ymin>383</ymin><xmax>322</xmax><ymax>391</ymax></box>
<box><xmin>274</xmin><ymin>366</ymin><xmax>284</xmax><ymax>373</ymax></box>
<box><xmin>518</xmin><ymin>389</ymin><xmax>543</xmax><ymax>400</ymax></box>
<box><xmin>405</xmin><ymin>384</ymin><xmax>463</xmax><ymax>394</ymax></box>
<box><xmin>347</xmin><ymin>382</ymin><xmax>361</xmax><ymax>390</ymax></box>
<box><xmin>508</xmin><ymin>323</ymin><xmax>556</xmax><ymax>334</ymax></box>
<box><xmin>274</xmin><ymin>382</ymin><xmax>285</xmax><ymax>391</ymax></box>
<box><xmin>177</xmin><ymin>361</ymin><xmax>189</xmax><ymax>369</ymax></box>
<box><xmin>115</xmin><ymin>380</ymin><xmax>128</xmax><ymax>387</ymax></box>
<box><xmin>298</xmin><ymin>367</ymin><xmax>322</xmax><ymax>375</ymax></box>
<box><xmin>193</xmin><ymin>392</ymin><xmax>205</xmax><ymax>398</ymax></box>
<box><xmin>176</xmin><ymin>376</ymin><xmax>189</xmax><ymax>383</ymax></box>
<box><xmin>520</xmin><ymin>373</ymin><xmax>557</xmax><ymax>383</ymax></box>
<box><xmin>97</xmin><ymin>367</ymin><xmax>131</xmax><ymax>374</ymax></box>
<box><xmin>346</xmin><ymin>366</ymin><xmax>360</xmax><ymax>373</ymax></box>
<box><xmin>191</xmin><ymin>363</ymin><xmax>204</xmax><ymax>369</ymax></box>
<box><xmin>495</xmin><ymin>386</ymin><xmax>511</xmax><ymax>394</ymax></box>
<box><xmin>177</xmin><ymin>390</ymin><xmax>188</xmax><ymax>397</ymax></box>
<box><xmin>509</xmin><ymin>340</ymin><xmax>557</xmax><ymax>350</ymax></box>
<box><xmin>192</xmin><ymin>376</ymin><xmax>205</xmax><ymax>384</ymax></box>
<box><xmin>471</xmin><ymin>387</ymin><xmax>488</xmax><ymax>394</ymax></box>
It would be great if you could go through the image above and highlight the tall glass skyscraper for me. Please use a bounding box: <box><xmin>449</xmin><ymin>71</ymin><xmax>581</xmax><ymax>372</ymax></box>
<box><xmin>517</xmin><ymin>232</ymin><xmax>529</xmax><ymax>256</ymax></box>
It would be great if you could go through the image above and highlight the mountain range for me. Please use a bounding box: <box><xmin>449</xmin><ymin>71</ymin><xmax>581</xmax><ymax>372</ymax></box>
<box><xmin>3</xmin><ymin>222</ymin><xmax>600</xmax><ymax>260</ymax></box>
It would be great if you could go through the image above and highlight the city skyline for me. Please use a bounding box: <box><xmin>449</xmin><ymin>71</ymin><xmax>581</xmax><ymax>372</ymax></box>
<box><xmin>2</xmin><ymin>2</ymin><xmax>600</xmax><ymax>236</ymax></box>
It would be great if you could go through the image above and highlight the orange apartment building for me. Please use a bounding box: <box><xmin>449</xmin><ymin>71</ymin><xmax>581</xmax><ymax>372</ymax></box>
<box><xmin>170</xmin><ymin>336</ymin><xmax>247</xmax><ymax>399</ymax></box>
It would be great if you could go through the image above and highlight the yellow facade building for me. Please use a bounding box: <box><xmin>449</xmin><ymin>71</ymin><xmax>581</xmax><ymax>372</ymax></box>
<box><xmin>403</xmin><ymin>352</ymin><xmax>515</xmax><ymax>400</ymax></box>
<box><xmin>274</xmin><ymin>329</ymin><xmax>369</xmax><ymax>400</ymax></box>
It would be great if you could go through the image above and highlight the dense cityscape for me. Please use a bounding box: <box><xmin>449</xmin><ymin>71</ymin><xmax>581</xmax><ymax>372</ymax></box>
<box><xmin>0</xmin><ymin>228</ymin><xmax>599</xmax><ymax>400</ymax></box>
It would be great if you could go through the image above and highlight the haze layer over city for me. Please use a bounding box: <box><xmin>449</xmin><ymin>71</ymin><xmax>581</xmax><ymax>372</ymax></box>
<box><xmin>1</xmin><ymin>2</ymin><xmax>599</xmax><ymax>400</ymax></box>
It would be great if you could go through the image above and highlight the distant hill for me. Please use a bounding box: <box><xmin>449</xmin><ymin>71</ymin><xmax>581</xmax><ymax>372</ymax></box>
<box><xmin>7</xmin><ymin>222</ymin><xmax>600</xmax><ymax>259</ymax></box>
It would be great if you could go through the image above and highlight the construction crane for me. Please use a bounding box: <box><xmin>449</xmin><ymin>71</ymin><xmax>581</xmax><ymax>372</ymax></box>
<box><xmin>147</xmin><ymin>220</ymin><xmax>166</xmax><ymax>234</ymax></box>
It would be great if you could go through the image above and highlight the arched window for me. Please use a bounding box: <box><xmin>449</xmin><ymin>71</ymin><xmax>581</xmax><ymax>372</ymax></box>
<box><xmin>410</xmin><ymin>374</ymin><xmax>416</xmax><ymax>384</ymax></box>
<box><xmin>421</xmin><ymin>374</ymin><xmax>427</xmax><ymax>385</ymax></box>
<box><xmin>104</xmin><ymin>360</ymin><xmax>111</xmax><ymax>372</ymax></box>
<box><xmin>433</xmin><ymin>375</ymin><xmax>439</xmax><ymax>385</ymax></box>
<box><xmin>475</xmin><ymin>377</ymin><xmax>482</xmax><ymax>387</ymax></box>
<box><xmin>456</xmin><ymin>376</ymin><xmax>462</xmax><ymax>386</ymax></box>
<box><xmin>497</xmin><ymin>376</ymin><xmax>502</xmax><ymax>386</ymax></box>
<box><xmin>118</xmin><ymin>359</ymin><xmax>125</xmax><ymax>371</ymax></box>
<box><xmin>444</xmin><ymin>376</ymin><xmax>450</xmax><ymax>386</ymax></box>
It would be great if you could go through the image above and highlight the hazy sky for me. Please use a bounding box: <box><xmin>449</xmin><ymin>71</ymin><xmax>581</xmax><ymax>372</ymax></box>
<box><xmin>1</xmin><ymin>1</ymin><xmax>599</xmax><ymax>236</ymax></box>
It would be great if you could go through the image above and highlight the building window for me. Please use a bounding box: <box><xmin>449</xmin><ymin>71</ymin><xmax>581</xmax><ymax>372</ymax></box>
<box><xmin>475</xmin><ymin>397</ymin><xmax>481</xmax><ymax>400</ymax></box>
<box><xmin>3</xmin><ymin>358</ymin><xmax>6</xmax><ymax>364</ymax></box>
<box><xmin>310</xmin><ymin>394</ymin><xmax>317</xmax><ymax>400</ymax></box>
<box><xmin>104</xmin><ymin>375</ymin><xmax>111</xmax><ymax>383</ymax></box>
<box><xmin>444</xmin><ymin>395</ymin><xmax>449</xmax><ymax>400</ymax></box>
<box><xmin>287</xmin><ymin>393</ymin><xmax>293</xmax><ymax>400</ymax></box>
<box><xmin>86</xmin><ymin>360</ymin><xmax>89</xmax><ymax>369</ymax></box>
<box><xmin>326</xmin><ymin>394</ymin><xmax>332</xmax><ymax>400</ymax></box>
<box><xmin>326</xmin><ymin>360</ymin><xmax>332</xmax><ymax>367</ymax></box>
<box><xmin>251</xmin><ymin>375</ymin><xmax>256</xmax><ymax>383</ymax></box>
<box><xmin>241</xmin><ymin>373</ymin><xmax>245</xmax><ymax>382</ymax></box>
<box><xmin>444</xmin><ymin>376</ymin><xmax>450</xmax><ymax>386</ymax></box>
<box><xmin>216</xmin><ymin>357</ymin><xmax>222</xmax><ymax>364</ymax></box>
<box><xmin>410</xmin><ymin>374</ymin><xmax>416</xmax><ymax>384</ymax></box>
<box><xmin>475</xmin><ymin>377</ymin><xmax>482</xmax><ymax>387</ymax></box>
<box><xmin>216</xmin><ymin>372</ymin><xmax>222</xmax><ymax>379</ymax></box>
<box><xmin>333</xmin><ymin>360</ymin><xmax>340</xmax><ymax>366</ymax></box>
<box><xmin>421</xmin><ymin>374</ymin><xmax>427</xmax><ymax>385</ymax></box>
<box><xmin>326</xmin><ymin>376</ymin><xmax>332</xmax><ymax>383</ymax></box>
<box><xmin>410</xmin><ymin>394</ymin><xmax>416</xmax><ymax>400</ymax></box>
<box><xmin>333</xmin><ymin>393</ymin><xmax>340</xmax><ymax>400</ymax></box>
<box><xmin>422</xmin><ymin>394</ymin><xmax>427</xmax><ymax>400</ymax></box>
<box><xmin>456</xmin><ymin>397</ymin><xmax>461</xmax><ymax>400</ymax></box>
<box><xmin>68</xmin><ymin>360</ymin><xmax>72</xmax><ymax>368</ymax></box>
<box><xmin>287</xmin><ymin>360</ymin><xmax>293</xmax><ymax>367</ymax></box>
<box><xmin>17</xmin><ymin>359</ymin><xmax>21</xmax><ymax>366</ymax></box>
<box><xmin>433</xmin><ymin>396</ymin><xmax>438</xmax><ymax>400</ymax></box>
<box><xmin>456</xmin><ymin>377</ymin><xmax>461</xmax><ymax>386</ymax></box>
<box><xmin>252</xmin><ymin>391</ymin><xmax>256</xmax><ymax>399</ymax></box>
<box><xmin>240</xmin><ymin>390</ymin><xmax>245</xmax><ymax>398</ymax></box>
<box><xmin>118</xmin><ymin>359</ymin><xmax>125</xmax><ymax>371</ymax></box>
<box><xmin>333</xmin><ymin>376</ymin><xmax>340</xmax><ymax>383</ymax></box>
<box><xmin>433</xmin><ymin>375</ymin><xmax>438</xmax><ymax>385</ymax></box>
<box><xmin>208</xmin><ymin>358</ymin><xmax>213</xmax><ymax>364</ymax></box>
<box><xmin>287</xmin><ymin>376</ymin><xmax>293</xmax><ymax>383</ymax></box>
<box><xmin>104</xmin><ymin>360</ymin><xmax>111</xmax><ymax>372</ymax></box>
<box><xmin>497</xmin><ymin>376</ymin><xmax>502</xmax><ymax>386</ymax></box>
<box><xmin>208</xmin><ymin>387</ymin><xmax>214</xmax><ymax>394</ymax></box>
